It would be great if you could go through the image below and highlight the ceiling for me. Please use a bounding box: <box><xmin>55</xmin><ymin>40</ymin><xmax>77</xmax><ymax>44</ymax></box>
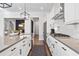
<box><xmin>5</xmin><ymin>3</ymin><xmax>54</xmax><ymax>13</ymax></box>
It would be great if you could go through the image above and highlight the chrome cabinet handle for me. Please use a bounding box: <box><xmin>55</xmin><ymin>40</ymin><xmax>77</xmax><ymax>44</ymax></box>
<box><xmin>20</xmin><ymin>49</ymin><xmax>22</xmax><ymax>55</ymax></box>
<box><xmin>23</xmin><ymin>44</ymin><xmax>26</xmax><ymax>46</ymax></box>
<box><xmin>62</xmin><ymin>47</ymin><xmax>67</xmax><ymax>51</ymax></box>
<box><xmin>55</xmin><ymin>41</ymin><xmax>57</xmax><ymax>43</ymax></box>
<box><xmin>23</xmin><ymin>41</ymin><xmax>25</xmax><ymax>43</ymax></box>
<box><xmin>29</xmin><ymin>43</ymin><xmax>30</xmax><ymax>47</ymax></box>
<box><xmin>11</xmin><ymin>48</ymin><xmax>16</xmax><ymax>51</ymax></box>
<box><xmin>51</xmin><ymin>44</ymin><xmax>54</xmax><ymax>48</ymax></box>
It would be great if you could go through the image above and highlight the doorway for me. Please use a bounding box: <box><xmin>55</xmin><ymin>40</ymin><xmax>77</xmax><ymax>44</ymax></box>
<box><xmin>43</xmin><ymin>21</ymin><xmax>47</xmax><ymax>42</ymax></box>
<box><xmin>32</xmin><ymin>17</ymin><xmax>39</xmax><ymax>45</ymax></box>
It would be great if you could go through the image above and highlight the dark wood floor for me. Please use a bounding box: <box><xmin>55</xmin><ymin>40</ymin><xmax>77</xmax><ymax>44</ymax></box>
<box><xmin>28</xmin><ymin>35</ymin><xmax>51</xmax><ymax>56</ymax></box>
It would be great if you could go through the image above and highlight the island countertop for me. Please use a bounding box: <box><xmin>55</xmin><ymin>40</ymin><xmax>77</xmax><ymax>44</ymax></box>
<box><xmin>0</xmin><ymin>34</ymin><xmax>29</xmax><ymax>53</ymax></box>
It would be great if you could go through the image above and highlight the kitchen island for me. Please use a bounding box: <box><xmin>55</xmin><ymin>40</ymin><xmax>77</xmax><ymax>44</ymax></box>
<box><xmin>0</xmin><ymin>34</ymin><xmax>31</xmax><ymax>56</ymax></box>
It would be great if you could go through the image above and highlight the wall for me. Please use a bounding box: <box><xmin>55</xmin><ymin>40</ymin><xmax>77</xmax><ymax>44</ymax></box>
<box><xmin>33</xmin><ymin>21</ymin><xmax>39</xmax><ymax>35</ymax></box>
<box><xmin>29</xmin><ymin>12</ymin><xmax>48</xmax><ymax>40</ymax></box>
<box><xmin>0</xmin><ymin>8</ymin><xmax>21</xmax><ymax>47</ymax></box>
<box><xmin>46</xmin><ymin>3</ymin><xmax>79</xmax><ymax>40</ymax></box>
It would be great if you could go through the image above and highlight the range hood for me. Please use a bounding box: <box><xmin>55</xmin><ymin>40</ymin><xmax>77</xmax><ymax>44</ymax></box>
<box><xmin>52</xmin><ymin>3</ymin><xmax>64</xmax><ymax>20</ymax></box>
<box><xmin>53</xmin><ymin>11</ymin><xmax>64</xmax><ymax>20</ymax></box>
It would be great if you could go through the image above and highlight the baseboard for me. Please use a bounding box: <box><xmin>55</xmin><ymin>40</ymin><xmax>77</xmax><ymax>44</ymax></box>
<box><xmin>27</xmin><ymin>48</ymin><xmax>32</xmax><ymax>56</ymax></box>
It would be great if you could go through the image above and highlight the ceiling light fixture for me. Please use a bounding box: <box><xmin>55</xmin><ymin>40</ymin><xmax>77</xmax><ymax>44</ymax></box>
<box><xmin>0</xmin><ymin>3</ymin><xmax>12</xmax><ymax>8</ymax></box>
<box><xmin>20</xmin><ymin>3</ymin><xmax>30</xmax><ymax>20</ymax></box>
<box><xmin>40</xmin><ymin>7</ymin><xmax>44</xmax><ymax>10</ymax></box>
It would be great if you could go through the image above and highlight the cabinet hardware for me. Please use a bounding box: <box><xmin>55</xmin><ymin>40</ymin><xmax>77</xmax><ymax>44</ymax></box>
<box><xmin>62</xmin><ymin>47</ymin><xmax>67</xmax><ymax>51</ymax></box>
<box><xmin>29</xmin><ymin>44</ymin><xmax>30</xmax><ymax>47</ymax></box>
<box><xmin>20</xmin><ymin>49</ymin><xmax>22</xmax><ymax>55</ymax></box>
<box><xmin>23</xmin><ymin>44</ymin><xmax>26</xmax><ymax>46</ymax></box>
<box><xmin>23</xmin><ymin>41</ymin><xmax>25</xmax><ymax>43</ymax></box>
<box><xmin>55</xmin><ymin>41</ymin><xmax>57</xmax><ymax>43</ymax></box>
<box><xmin>11</xmin><ymin>48</ymin><xmax>16</xmax><ymax>51</ymax></box>
<box><xmin>52</xmin><ymin>51</ymin><xmax>53</xmax><ymax>53</ymax></box>
<box><xmin>52</xmin><ymin>44</ymin><xmax>54</xmax><ymax>48</ymax></box>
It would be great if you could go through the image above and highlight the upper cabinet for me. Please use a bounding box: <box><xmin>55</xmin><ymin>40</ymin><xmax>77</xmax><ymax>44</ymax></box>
<box><xmin>64</xmin><ymin>3</ymin><xmax>79</xmax><ymax>24</ymax></box>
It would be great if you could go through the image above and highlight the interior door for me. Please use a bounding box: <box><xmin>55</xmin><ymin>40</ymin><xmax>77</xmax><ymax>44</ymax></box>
<box><xmin>43</xmin><ymin>21</ymin><xmax>47</xmax><ymax>41</ymax></box>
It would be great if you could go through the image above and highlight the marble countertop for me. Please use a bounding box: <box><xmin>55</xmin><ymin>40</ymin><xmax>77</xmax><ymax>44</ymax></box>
<box><xmin>50</xmin><ymin>34</ymin><xmax>79</xmax><ymax>54</ymax></box>
<box><xmin>0</xmin><ymin>34</ymin><xmax>29</xmax><ymax>53</ymax></box>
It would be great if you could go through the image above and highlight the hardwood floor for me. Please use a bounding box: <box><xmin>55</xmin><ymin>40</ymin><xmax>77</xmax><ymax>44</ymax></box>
<box><xmin>28</xmin><ymin>35</ymin><xmax>51</xmax><ymax>56</ymax></box>
<box><xmin>33</xmin><ymin>35</ymin><xmax>43</xmax><ymax>45</ymax></box>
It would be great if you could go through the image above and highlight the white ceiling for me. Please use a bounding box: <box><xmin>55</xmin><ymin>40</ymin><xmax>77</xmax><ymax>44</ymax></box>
<box><xmin>5</xmin><ymin>3</ymin><xmax>54</xmax><ymax>12</ymax></box>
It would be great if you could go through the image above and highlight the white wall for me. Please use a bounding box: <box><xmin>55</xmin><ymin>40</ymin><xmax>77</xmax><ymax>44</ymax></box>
<box><xmin>0</xmin><ymin>8</ymin><xmax>21</xmax><ymax>47</ymax></box>
<box><xmin>33</xmin><ymin>21</ymin><xmax>39</xmax><ymax>35</ymax></box>
<box><xmin>29</xmin><ymin>12</ymin><xmax>48</xmax><ymax>40</ymax></box>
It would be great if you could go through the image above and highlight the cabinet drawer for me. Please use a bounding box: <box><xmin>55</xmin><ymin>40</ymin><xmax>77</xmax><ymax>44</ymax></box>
<box><xmin>58</xmin><ymin>41</ymin><xmax>78</xmax><ymax>56</ymax></box>
<box><xmin>0</xmin><ymin>48</ymin><xmax>11</xmax><ymax>56</ymax></box>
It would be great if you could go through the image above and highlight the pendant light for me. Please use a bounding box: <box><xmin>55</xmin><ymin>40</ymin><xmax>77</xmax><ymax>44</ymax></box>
<box><xmin>20</xmin><ymin>3</ymin><xmax>30</xmax><ymax>20</ymax></box>
<box><xmin>0</xmin><ymin>3</ymin><xmax>12</xmax><ymax>8</ymax></box>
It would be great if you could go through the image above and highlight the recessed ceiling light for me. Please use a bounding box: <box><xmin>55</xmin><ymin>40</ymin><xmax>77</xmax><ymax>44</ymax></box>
<box><xmin>40</xmin><ymin>7</ymin><xmax>44</xmax><ymax>10</ymax></box>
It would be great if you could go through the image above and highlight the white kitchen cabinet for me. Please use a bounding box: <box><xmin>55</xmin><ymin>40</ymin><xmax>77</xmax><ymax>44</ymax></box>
<box><xmin>0</xmin><ymin>36</ymin><xmax>31</xmax><ymax>56</ymax></box>
<box><xmin>64</xmin><ymin>3</ymin><xmax>75</xmax><ymax>23</ymax></box>
<box><xmin>18</xmin><ymin>37</ymin><xmax>31</xmax><ymax>56</ymax></box>
<box><xmin>58</xmin><ymin>41</ymin><xmax>79</xmax><ymax>56</ymax></box>
<box><xmin>0</xmin><ymin>44</ymin><xmax>19</xmax><ymax>56</ymax></box>
<box><xmin>64</xmin><ymin>3</ymin><xmax>79</xmax><ymax>24</ymax></box>
<box><xmin>46</xmin><ymin>36</ymin><xmax>56</xmax><ymax>56</ymax></box>
<box><xmin>47</xmin><ymin>35</ymin><xmax>79</xmax><ymax>56</ymax></box>
<box><xmin>10</xmin><ymin>44</ymin><xmax>20</xmax><ymax>56</ymax></box>
<box><xmin>74</xmin><ymin>4</ymin><xmax>79</xmax><ymax>20</ymax></box>
<box><xmin>20</xmin><ymin>43</ymin><xmax>27</xmax><ymax>56</ymax></box>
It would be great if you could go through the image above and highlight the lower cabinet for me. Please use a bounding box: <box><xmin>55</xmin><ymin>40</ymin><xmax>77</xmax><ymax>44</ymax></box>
<box><xmin>0</xmin><ymin>36</ymin><xmax>31</xmax><ymax>56</ymax></box>
<box><xmin>10</xmin><ymin>45</ymin><xmax>20</xmax><ymax>56</ymax></box>
<box><xmin>47</xmin><ymin>35</ymin><xmax>79</xmax><ymax>56</ymax></box>
<box><xmin>0</xmin><ymin>48</ymin><xmax>11</xmax><ymax>56</ymax></box>
<box><xmin>19</xmin><ymin>39</ymin><xmax>31</xmax><ymax>56</ymax></box>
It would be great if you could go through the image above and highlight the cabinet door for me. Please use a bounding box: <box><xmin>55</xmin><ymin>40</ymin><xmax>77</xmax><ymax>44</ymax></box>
<box><xmin>64</xmin><ymin>3</ymin><xmax>75</xmax><ymax>23</ymax></box>
<box><xmin>59</xmin><ymin>43</ymin><xmax>68</xmax><ymax>56</ymax></box>
<box><xmin>53</xmin><ymin>40</ymin><xmax>62</xmax><ymax>56</ymax></box>
<box><xmin>10</xmin><ymin>44</ymin><xmax>20</xmax><ymax>56</ymax></box>
<box><xmin>26</xmin><ymin>40</ymin><xmax>31</xmax><ymax>55</ymax></box>
<box><xmin>75</xmin><ymin>4</ymin><xmax>79</xmax><ymax>20</ymax></box>
<box><xmin>21</xmin><ymin>43</ymin><xmax>27</xmax><ymax>56</ymax></box>
<box><xmin>58</xmin><ymin>41</ymin><xmax>79</xmax><ymax>56</ymax></box>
